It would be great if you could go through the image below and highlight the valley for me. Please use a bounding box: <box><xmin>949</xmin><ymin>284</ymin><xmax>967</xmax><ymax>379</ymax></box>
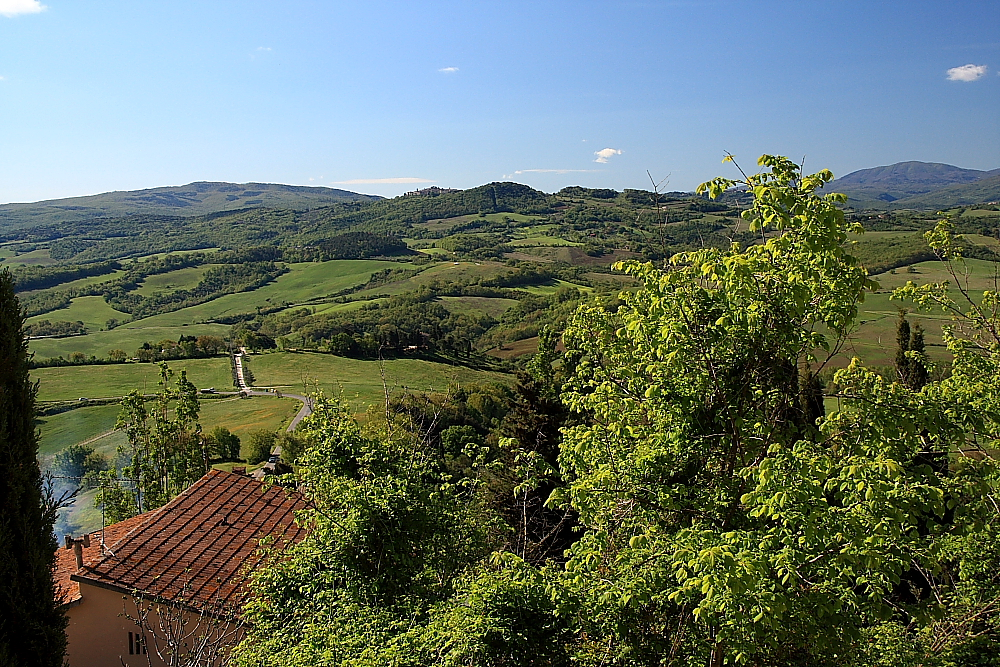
<box><xmin>2</xmin><ymin>173</ymin><xmax>999</xmax><ymax>536</ymax></box>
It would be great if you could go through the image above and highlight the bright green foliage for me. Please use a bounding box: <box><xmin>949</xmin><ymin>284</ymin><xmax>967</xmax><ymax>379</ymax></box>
<box><xmin>242</xmin><ymin>429</ymin><xmax>275</xmax><ymax>465</ymax></box>
<box><xmin>553</xmin><ymin>156</ymin><xmax>999</xmax><ymax>665</ymax></box>
<box><xmin>97</xmin><ymin>363</ymin><xmax>203</xmax><ymax>522</ymax></box>
<box><xmin>232</xmin><ymin>395</ymin><xmax>576</xmax><ymax>667</ymax></box>
<box><xmin>233</xmin><ymin>157</ymin><xmax>1000</xmax><ymax>667</ymax></box>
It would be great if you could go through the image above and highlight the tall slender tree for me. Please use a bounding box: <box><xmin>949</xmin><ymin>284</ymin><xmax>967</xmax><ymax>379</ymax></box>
<box><xmin>0</xmin><ymin>268</ymin><xmax>66</xmax><ymax>666</ymax></box>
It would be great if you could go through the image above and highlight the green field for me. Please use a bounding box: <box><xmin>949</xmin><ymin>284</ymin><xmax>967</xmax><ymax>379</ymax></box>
<box><xmin>349</xmin><ymin>261</ymin><xmax>508</xmax><ymax>300</ymax></box>
<box><xmin>199</xmin><ymin>395</ymin><xmax>301</xmax><ymax>437</ymax></box>
<box><xmin>26</xmin><ymin>296</ymin><xmax>129</xmax><ymax>331</ymax></box>
<box><xmin>37</xmin><ymin>404</ymin><xmax>124</xmax><ymax>459</ymax></box>
<box><xmin>126</xmin><ymin>259</ymin><xmax>400</xmax><ymax>327</ymax></box>
<box><xmin>440</xmin><ymin>296</ymin><xmax>518</xmax><ymax>318</ymax></box>
<box><xmin>134</xmin><ymin>264</ymin><xmax>217</xmax><ymax>296</ymax></box>
<box><xmin>518</xmin><ymin>279</ymin><xmax>591</xmax><ymax>295</ymax></box>
<box><xmin>0</xmin><ymin>248</ymin><xmax>56</xmax><ymax>266</ymax></box>
<box><xmin>43</xmin><ymin>394</ymin><xmax>298</xmax><ymax>536</ymax></box>
<box><xmin>126</xmin><ymin>248</ymin><xmax>221</xmax><ymax>262</ymax></box>
<box><xmin>289</xmin><ymin>299</ymin><xmax>382</xmax><ymax>316</ymax></box>
<box><xmin>29</xmin><ymin>323</ymin><xmax>232</xmax><ymax>359</ymax></box>
<box><xmin>415</xmin><ymin>212</ymin><xmax>539</xmax><ymax>232</ymax></box>
<box><xmin>33</xmin><ymin>357</ymin><xmax>233</xmax><ymax>402</ymax></box>
<box><xmin>510</xmin><ymin>237</ymin><xmax>583</xmax><ymax>247</ymax></box>
<box><xmin>19</xmin><ymin>270</ymin><xmax>125</xmax><ymax>296</ymax></box>
<box><xmin>247</xmin><ymin>351</ymin><xmax>510</xmax><ymax>412</ymax></box>
<box><xmin>961</xmin><ymin>209</ymin><xmax>1000</xmax><ymax>219</ymax></box>
<box><xmin>821</xmin><ymin>258</ymin><xmax>1000</xmax><ymax>367</ymax></box>
<box><xmin>873</xmin><ymin>258</ymin><xmax>1000</xmax><ymax>292</ymax></box>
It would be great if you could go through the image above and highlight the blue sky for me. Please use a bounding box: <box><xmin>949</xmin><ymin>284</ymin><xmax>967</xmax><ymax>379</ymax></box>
<box><xmin>0</xmin><ymin>0</ymin><xmax>997</xmax><ymax>202</ymax></box>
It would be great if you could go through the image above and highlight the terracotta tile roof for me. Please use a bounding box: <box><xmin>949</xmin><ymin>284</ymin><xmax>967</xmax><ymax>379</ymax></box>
<box><xmin>70</xmin><ymin>469</ymin><xmax>307</xmax><ymax>612</ymax></box>
<box><xmin>54</xmin><ymin>512</ymin><xmax>153</xmax><ymax>606</ymax></box>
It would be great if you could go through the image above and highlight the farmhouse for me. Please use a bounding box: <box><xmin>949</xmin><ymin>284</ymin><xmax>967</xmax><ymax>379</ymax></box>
<box><xmin>54</xmin><ymin>469</ymin><xmax>307</xmax><ymax>667</ymax></box>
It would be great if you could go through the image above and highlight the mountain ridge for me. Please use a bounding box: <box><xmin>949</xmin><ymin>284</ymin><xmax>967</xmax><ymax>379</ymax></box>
<box><xmin>832</xmin><ymin>161</ymin><xmax>1000</xmax><ymax>208</ymax></box>
<box><xmin>0</xmin><ymin>181</ymin><xmax>381</xmax><ymax>231</ymax></box>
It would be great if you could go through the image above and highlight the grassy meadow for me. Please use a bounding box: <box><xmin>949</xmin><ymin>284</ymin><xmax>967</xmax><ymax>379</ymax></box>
<box><xmin>33</xmin><ymin>357</ymin><xmax>234</xmax><ymax>401</ymax></box>
<box><xmin>248</xmin><ymin>351</ymin><xmax>511</xmax><ymax>412</ymax></box>
<box><xmin>26</xmin><ymin>296</ymin><xmax>128</xmax><ymax>332</ymax></box>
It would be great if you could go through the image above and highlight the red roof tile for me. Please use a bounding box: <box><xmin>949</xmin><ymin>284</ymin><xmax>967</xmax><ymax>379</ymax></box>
<box><xmin>71</xmin><ymin>469</ymin><xmax>307</xmax><ymax>612</ymax></box>
<box><xmin>54</xmin><ymin>512</ymin><xmax>152</xmax><ymax>606</ymax></box>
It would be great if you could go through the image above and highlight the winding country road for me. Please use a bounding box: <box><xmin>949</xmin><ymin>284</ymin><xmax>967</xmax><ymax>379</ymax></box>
<box><xmin>233</xmin><ymin>350</ymin><xmax>313</xmax><ymax>458</ymax></box>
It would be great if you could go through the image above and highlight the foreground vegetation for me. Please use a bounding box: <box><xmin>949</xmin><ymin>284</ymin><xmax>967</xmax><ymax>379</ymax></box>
<box><xmin>233</xmin><ymin>157</ymin><xmax>1000</xmax><ymax>666</ymax></box>
<box><xmin>4</xmin><ymin>155</ymin><xmax>1000</xmax><ymax>663</ymax></box>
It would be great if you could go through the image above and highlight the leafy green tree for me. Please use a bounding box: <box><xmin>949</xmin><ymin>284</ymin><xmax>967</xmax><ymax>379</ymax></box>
<box><xmin>97</xmin><ymin>363</ymin><xmax>203</xmax><ymax>522</ymax></box>
<box><xmin>243</xmin><ymin>429</ymin><xmax>276</xmax><ymax>465</ymax></box>
<box><xmin>207</xmin><ymin>426</ymin><xmax>240</xmax><ymax>462</ymax></box>
<box><xmin>274</xmin><ymin>431</ymin><xmax>305</xmax><ymax>465</ymax></box>
<box><xmin>233</xmin><ymin>396</ymin><xmax>532</xmax><ymax>667</ymax></box>
<box><xmin>551</xmin><ymin>156</ymin><xmax>999</xmax><ymax>665</ymax></box>
<box><xmin>0</xmin><ymin>268</ymin><xmax>67</xmax><ymax>666</ymax></box>
<box><xmin>53</xmin><ymin>444</ymin><xmax>97</xmax><ymax>480</ymax></box>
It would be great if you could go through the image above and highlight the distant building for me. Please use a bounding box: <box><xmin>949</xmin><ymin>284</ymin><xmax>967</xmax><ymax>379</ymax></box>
<box><xmin>55</xmin><ymin>469</ymin><xmax>307</xmax><ymax>667</ymax></box>
<box><xmin>402</xmin><ymin>186</ymin><xmax>460</xmax><ymax>197</ymax></box>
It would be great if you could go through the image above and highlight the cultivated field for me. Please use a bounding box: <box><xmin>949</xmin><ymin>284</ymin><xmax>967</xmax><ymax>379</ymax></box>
<box><xmin>247</xmin><ymin>351</ymin><xmax>511</xmax><ymax>411</ymax></box>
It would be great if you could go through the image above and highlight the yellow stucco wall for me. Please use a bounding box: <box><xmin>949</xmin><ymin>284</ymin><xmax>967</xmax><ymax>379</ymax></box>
<box><xmin>65</xmin><ymin>582</ymin><xmax>161</xmax><ymax>667</ymax></box>
<box><xmin>65</xmin><ymin>581</ymin><xmax>239</xmax><ymax>667</ymax></box>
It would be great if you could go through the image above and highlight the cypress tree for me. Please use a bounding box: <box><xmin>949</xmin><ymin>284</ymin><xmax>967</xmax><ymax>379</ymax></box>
<box><xmin>0</xmin><ymin>268</ymin><xmax>66</xmax><ymax>666</ymax></box>
<box><xmin>895</xmin><ymin>310</ymin><xmax>912</xmax><ymax>386</ymax></box>
<box><xmin>909</xmin><ymin>323</ymin><xmax>929</xmax><ymax>390</ymax></box>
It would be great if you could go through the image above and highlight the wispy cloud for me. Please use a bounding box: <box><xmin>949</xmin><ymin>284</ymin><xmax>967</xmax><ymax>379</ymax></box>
<box><xmin>947</xmin><ymin>64</ymin><xmax>987</xmax><ymax>81</ymax></box>
<box><xmin>438</xmin><ymin>67</ymin><xmax>459</xmax><ymax>74</ymax></box>
<box><xmin>0</xmin><ymin>0</ymin><xmax>46</xmax><ymax>17</ymax></box>
<box><xmin>594</xmin><ymin>148</ymin><xmax>622</xmax><ymax>164</ymax></box>
<box><xmin>257</xmin><ymin>46</ymin><xmax>272</xmax><ymax>52</ymax></box>
<box><xmin>332</xmin><ymin>177</ymin><xmax>434</xmax><ymax>185</ymax></box>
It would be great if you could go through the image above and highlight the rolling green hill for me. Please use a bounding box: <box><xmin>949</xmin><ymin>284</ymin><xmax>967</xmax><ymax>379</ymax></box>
<box><xmin>0</xmin><ymin>181</ymin><xmax>379</xmax><ymax>231</ymax></box>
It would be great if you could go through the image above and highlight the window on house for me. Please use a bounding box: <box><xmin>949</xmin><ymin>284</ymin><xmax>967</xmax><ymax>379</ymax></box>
<box><xmin>129</xmin><ymin>631</ymin><xmax>147</xmax><ymax>655</ymax></box>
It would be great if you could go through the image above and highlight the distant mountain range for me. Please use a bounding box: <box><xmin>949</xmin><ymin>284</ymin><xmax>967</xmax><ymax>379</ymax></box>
<box><xmin>1</xmin><ymin>161</ymin><xmax>997</xmax><ymax>237</ymax></box>
<box><xmin>0</xmin><ymin>182</ymin><xmax>379</xmax><ymax>231</ymax></box>
<box><xmin>831</xmin><ymin>161</ymin><xmax>1000</xmax><ymax>209</ymax></box>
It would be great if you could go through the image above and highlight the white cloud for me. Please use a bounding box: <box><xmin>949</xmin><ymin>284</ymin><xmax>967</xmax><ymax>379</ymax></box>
<box><xmin>332</xmin><ymin>177</ymin><xmax>434</xmax><ymax>185</ymax></box>
<box><xmin>947</xmin><ymin>64</ymin><xmax>987</xmax><ymax>81</ymax></box>
<box><xmin>257</xmin><ymin>46</ymin><xmax>272</xmax><ymax>52</ymax></box>
<box><xmin>0</xmin><ymin>0</ymin><xmax>46</xmax><ymax>17</ymax></box>
<box><xmin>594</xmin><ymin>148</ymin><xmax>622</xmax><ymax>163</ymax></box>
<box><xmin>438</xmin><ymin>67</ymin><xmax>459</xmax><ymax>73</ymax></box>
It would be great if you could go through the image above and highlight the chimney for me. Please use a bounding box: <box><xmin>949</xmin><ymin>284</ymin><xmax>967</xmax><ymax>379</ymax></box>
<box><xmin>64</xmin><ymin>534</ymin><xmax>92</xmax><ymax>569</ymax></box>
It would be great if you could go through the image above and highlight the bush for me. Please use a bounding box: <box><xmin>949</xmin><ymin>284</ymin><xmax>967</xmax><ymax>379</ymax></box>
<box><xmin>243</xmin><ymin>430</ymin><xmax>276</xmax><ymax>465</ymax></box>
<box><xmin>275</xmin><ymin>432</ymin><xmax>305</xmax><ymax>464</ymax></box>
<box><xmin>207</xmin><ymin>426</ymin><xmax>241</xmax><ymax>462</ymax></box>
